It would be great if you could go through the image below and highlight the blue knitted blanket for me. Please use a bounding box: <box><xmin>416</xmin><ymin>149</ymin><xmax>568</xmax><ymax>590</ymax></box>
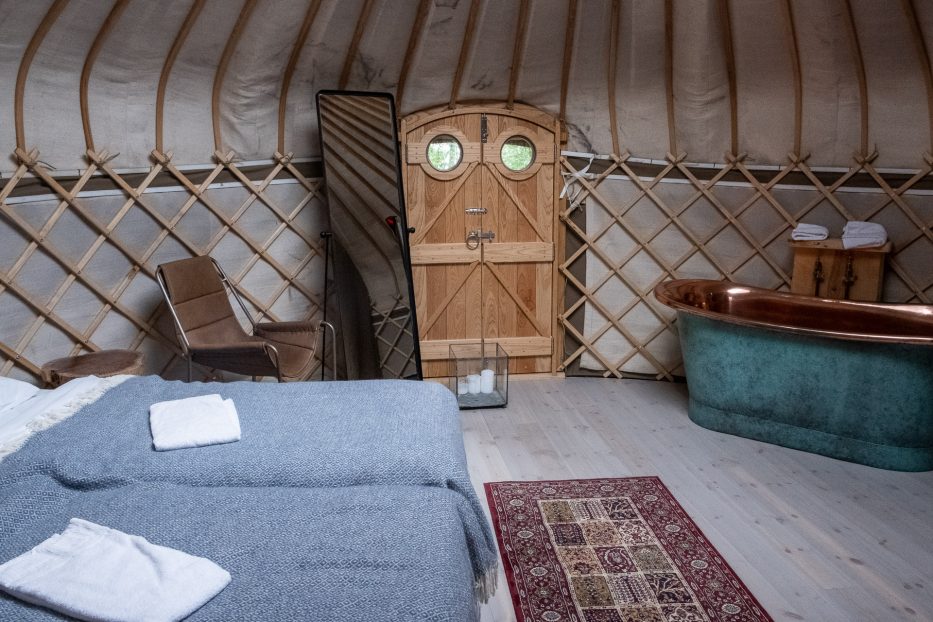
<box><xmin>0</xmin><ymin>377</ymin><xmax>497</xmax><ymax>620</ymax></box>
<box><xmin>0</xmin><ymin>475</ymin><xmax>481</xmax><ymax>621</ymax></box>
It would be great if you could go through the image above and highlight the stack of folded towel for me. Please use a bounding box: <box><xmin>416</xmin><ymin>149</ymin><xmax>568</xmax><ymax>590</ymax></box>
<box><xmin>0</xmin><ymin>518</ymin><xmax>230</xmax><ymax>622</ymax></box>
<box><xmin>791</xmin><ymin>223</ymin><xmax>829</xmax><ymax>241</ymax></box>
<box><xmin>842</xmin><ymin>221</ymin><xmax>888</xmax><ymax>249</ymax></box>
<box><xmin>149</xmin><ymin>394</ymin><xmax>241</xmax><ymax>451</ymax></box>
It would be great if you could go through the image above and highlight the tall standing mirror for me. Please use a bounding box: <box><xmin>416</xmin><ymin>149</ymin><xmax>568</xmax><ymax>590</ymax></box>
<box><xmin>316</xmin><ymin>90</ymin><xmax>422</xmax><ymax>380</ymax></box>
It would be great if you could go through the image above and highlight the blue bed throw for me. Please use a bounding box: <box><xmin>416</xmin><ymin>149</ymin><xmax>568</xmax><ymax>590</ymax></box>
<box><xmin>0</xmin><ymin>377</ymin><xmax>498</xmax><ymax>621</ymax></box>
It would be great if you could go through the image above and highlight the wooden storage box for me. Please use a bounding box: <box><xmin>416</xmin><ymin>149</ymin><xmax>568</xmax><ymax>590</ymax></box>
<box><xmin>789</xmin><ymin>239</ymin><xmax>891</xmax><ymax>302</ymax></box>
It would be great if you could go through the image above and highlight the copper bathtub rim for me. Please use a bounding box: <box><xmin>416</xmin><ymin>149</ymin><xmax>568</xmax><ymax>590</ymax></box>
<box><xmin>654</xmin><ymin>279</ymin><xmax>933</xmax><ymax>346</ymax></box>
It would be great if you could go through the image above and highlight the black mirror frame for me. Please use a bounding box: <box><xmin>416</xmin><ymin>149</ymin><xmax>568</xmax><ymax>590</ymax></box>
<box><xmin>315</xmin><ymin>89</ymin><xmax>423</xmax><ymax>381</ymax></box>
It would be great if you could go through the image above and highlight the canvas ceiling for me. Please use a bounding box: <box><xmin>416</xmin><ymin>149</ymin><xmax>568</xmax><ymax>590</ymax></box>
<box><xmin>1</xmin><ymin>0</ymin><xmax>932</xmax><ymax>173</ymax></box>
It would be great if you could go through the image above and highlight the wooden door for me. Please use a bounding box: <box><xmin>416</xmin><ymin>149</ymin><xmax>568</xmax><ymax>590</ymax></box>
<box><xmin>401</xmin><ymin>104</ymin><xmax>560</xmax><ymax>377</ymax></box>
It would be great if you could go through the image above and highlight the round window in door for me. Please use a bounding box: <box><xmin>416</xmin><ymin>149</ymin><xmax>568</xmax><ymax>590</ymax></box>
<box><xmin>500</xmin><ymin>136</ymin><xmax>536</xmax><ymax>172</ymax></box>
<box><xmin>426</xmin><ymin>134</ymin><xmax>463</xmax><ymax>172</ymax></box>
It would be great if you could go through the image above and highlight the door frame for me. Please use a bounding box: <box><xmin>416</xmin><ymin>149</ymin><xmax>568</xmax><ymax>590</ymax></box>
<box><xmin>400</xmin><ymin>102</ymin><xmax>564</xmax><ymax>374</ymax></box>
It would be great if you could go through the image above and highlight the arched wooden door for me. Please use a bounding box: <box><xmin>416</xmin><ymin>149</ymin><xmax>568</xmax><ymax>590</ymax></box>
<box><xmin>401</xmin><ymin>104</ymin><xmax>560</xmax><ymax>377</ymax></box>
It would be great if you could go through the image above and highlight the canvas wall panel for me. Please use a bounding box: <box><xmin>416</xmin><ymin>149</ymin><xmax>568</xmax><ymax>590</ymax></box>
<box><xmin>850</xmin><ymin>0</ymin><xmax>929</xmax><ymax>169</ymax></box>
<box><xmin>20</xmin><ymin>0</ymin><xmax>116</xmax><ymax>172</ymax></box>
<box><xmin>0</xmin><ymin>1</ymin><xmax>50</xmax><ymax>162</ymax></box>
<box><xmin>616</xmin><ymin>0</ymin><xmax>667</xmax><ymax>157</ymax></box>
<box><xmin>514</xmin><ymin>0</ymin><xmax>568</xmax><ymax>119</ymax></box>
<box><xmin>161</xmin><ymin>1</ymin><xmax>240</xmax><ymax>165</ymax></box>
<box><xmin>345</xmin><ymin>1</ymin><xmax>422</xmax><ymax>93</ymax></box>
<box><xmin>399</xmin><ymin>0</ymin><xmax>474</xmax><ymax>117</ymax></box>
<box><xmin>216</xmin><ymin>0</ymin><xmax>311</xmax><ymax>160</ymax></box>
<box><xmin>87</xmin><ymin>1</ymin><xmax>190</xmax><ymax>167</ymax></box>
<box><xmin>730</xmin><ymin>0</ymin><xmax>796</xmax><ymax>165</ymax></box>
<box><xmin>281</xmin><ymin>0</ymin><xmax>368</xmax><ymax>159</ymax></box>
<box><xmin>670</xmin><ymin>0</ymin><xmax>731</xmax><ymax>162</ymax></box>
<box><xmin>564</xmin><ymin>0</ymin><xmax>613</xmax><ymax>155</ymax></box>
<box><xmin>790</xmin><ymin>0</ymin><xmax>861</xmax><ymax>166</ymax></box>
<box><xmin>459</xmin><ymin>1</ymin><xmax>519</xmax><ymax>103</ymax></box>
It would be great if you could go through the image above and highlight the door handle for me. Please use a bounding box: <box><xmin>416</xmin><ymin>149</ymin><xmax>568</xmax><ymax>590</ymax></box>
<box><xmin>465</xmin><ymin>207</ymin><xmax>487</xmax><ymax>215</ymax></box>
<box><xmin>466</xmin><ymin>229</ymin><xmax>494</xmax><ymax>250</ymax></box>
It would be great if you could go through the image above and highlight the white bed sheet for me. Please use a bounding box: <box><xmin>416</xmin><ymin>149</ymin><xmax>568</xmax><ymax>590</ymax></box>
<box><xmin>0</xmin><ymin>375</ymin><xmax>131</xmax><ymax>460</ymax></box>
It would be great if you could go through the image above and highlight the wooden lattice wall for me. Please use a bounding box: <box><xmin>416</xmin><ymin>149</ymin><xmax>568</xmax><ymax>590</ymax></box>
<box><xmin>559</xmin><ymin>150</ymin><xmax>933</xmax><ymax>380</ymax></box>
<box><xmin>0</xmin><ymin>149</ymin><xmax>326</xmax><ymax>383</ymax></box>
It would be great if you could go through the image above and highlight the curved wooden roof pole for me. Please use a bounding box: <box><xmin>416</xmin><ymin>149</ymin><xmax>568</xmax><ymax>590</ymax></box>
<box><xmin>842</xmin><ymin>0</ymin><xmax>869</xmax><ymax>157</ymax></box>
<box><xmin>448</xmin><ymin>0</ymin><xmax>482</xmax><ymax>110</ymax></box>
<box><xmin>156</xmin><ymin>0</ymin><xmax>206</xmax><ymax>154</ymax></box>
<box><xmin>559</xmin><ymin>0</ymin><xmax>578</xmax><ymax>127</ymax></box>
<box><xmin>212</xmin><ymin>0</ymin><xmax>258</xmax><ymax>154</ymax></box>
<box><xmin>780</xmin><ymin>0</ymin><xmax>803</xmax><ymax>157</ymax></box>
<box><xmin>277</xmin><ymin>0</ymin><xmax>322</xmax><ymax>154</ymax></box>
<box><xmin>717</xmin><ymin>0</ymin><xmax>739</xmax><ymax>156</ymax></box>
<box><xmin>607</xmin><ymin>0</ymin><xmax>620</xmax><ymax>155</ymax></box>
<box><xmin>663</xmin><ymin>0</ymin><xmax>676</xmax><ymax>156</ymax></box>
<box><xmin>14</xmin><ymin>0</ymin><xmax>69</xmax><ymax>152</ymax></box>
<box><xmin>506</xmin><ymin>0</ymin><xmax>531</xmax><ymax>110</ymax></box>
<box><xmin>901</xmin><ymin>0</ymin><xmax>933</xmax><ymax>153</ymax></box>
<box><xmin>338</xmin><ymin>0</ymin><xmax>375</xmax><ymax>91</ymax></box>
<box><xmin>80</xmin><ymin>0</ymin><xmax>129</xmax><ymax>153</ymax></box>
<box><xmin>396</xmin><ymin>0</ymin><xmax>431</xmax><ymax>114</ymax></box>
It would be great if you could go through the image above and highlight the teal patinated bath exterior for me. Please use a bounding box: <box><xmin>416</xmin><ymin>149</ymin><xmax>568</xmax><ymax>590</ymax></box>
<box><xmin>655</xmin><ymin>280</ymin><xmax>933</xmax><ymax>471</ymax></box>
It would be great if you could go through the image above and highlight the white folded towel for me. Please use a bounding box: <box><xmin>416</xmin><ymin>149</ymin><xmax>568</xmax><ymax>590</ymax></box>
<box><xmin>843</xmin><ymin>220</ymin><xmax>886</xmax><ymax>234</ymax></box>
<box><xmin>791</xmin><ymin>223</ymin><xmax>829</xmax><ymax>241</ymax></box>
<box><xmin>0</xmin><ymin>518</ymin><xmax>230</xmax><ymax>622</ymax></box>
<box><xmin>149</xmin><ymin>394</ymin><xmax>241</xmax><ymax>451</ymax></box>
<box><xmin>842</xmin><ymin>221</ymin><xmax>887</xmax><ymax>249</ymax></box>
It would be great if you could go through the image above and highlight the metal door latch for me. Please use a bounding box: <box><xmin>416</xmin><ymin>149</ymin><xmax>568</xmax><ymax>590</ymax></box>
<box><xmin>466</xmin><ymin>229</ymin><xmax>495</xmax><ymax>249</ymax></box>
<box><xmin>465</xmin><ymin>207</ymin><xmax>492</xmax><ymax>249</ymax></box>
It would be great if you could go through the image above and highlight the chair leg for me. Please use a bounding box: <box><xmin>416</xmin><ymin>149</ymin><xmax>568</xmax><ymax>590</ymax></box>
<box><xmin>265</xmin><ymin>344</ymin><xmax>283</xmax><ymax>383</ymax></box>
<box><xmin>187</xmin><ymin>357</ymin><xmax>192</xmax><ymax>383</ymax></box>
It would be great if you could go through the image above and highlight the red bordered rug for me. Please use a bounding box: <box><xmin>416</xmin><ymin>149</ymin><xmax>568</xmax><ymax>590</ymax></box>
<box><xmin>485</xmin><ymin>477</ymin><xmax>772</xmax><ymax>622</ymax></box>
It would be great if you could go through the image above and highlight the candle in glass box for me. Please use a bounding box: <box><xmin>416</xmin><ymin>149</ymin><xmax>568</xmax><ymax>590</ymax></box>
<box><xmin>480</xmin><ymin>368</ymin><xmax>495</xmax><ymax>393</ymax></box>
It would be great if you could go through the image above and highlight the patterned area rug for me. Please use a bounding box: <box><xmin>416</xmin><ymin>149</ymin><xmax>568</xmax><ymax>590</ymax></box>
<box><xmin>485</xmin><ymin>477</ymin><xmax>772</xmax><ymax>622</ymax></box>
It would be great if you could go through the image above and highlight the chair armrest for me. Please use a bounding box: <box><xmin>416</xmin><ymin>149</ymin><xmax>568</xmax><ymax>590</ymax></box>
<box><xmin>254</xmin><ymin>320</ymin><xmax>319</xmax><ymax>335</ymax></box>
<box><xmin>189</xmin><ymin>341</ymin><xmax>275</xmax><ymax>358</ymax></box>
<box><xmin>188</xmin><ymin>341</ymin><xmax>280</xmax><ymax>379</ymax></box>
<box><xmin>254</xmin><ymin>322</ymin><xmax>319</xmax><ymax>350</ymax></box>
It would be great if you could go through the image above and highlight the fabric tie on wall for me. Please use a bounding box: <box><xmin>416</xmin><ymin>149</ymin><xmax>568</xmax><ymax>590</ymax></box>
<box><xmin>560</xmin><ymin>154</ymin><xmax>595</xmax><ymax>209</ymax></box>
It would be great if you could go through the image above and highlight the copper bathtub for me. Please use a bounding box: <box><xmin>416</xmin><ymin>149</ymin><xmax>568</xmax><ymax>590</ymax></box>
<box><xmin>654</xmin><ymin>279</ymin><xmax>933</xmax><ymax>471</ymax></box>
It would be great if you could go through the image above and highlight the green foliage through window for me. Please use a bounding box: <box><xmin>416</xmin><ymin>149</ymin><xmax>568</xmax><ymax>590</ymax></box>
<box><xmin>501</xmin><ymin>136</ymin><xmax>535</xmax><ymax>172</ymax></box>
<box><xmin>426</xmin><ymin>135</ymin><xmax>462</xmax><ymax>172</ymax></box>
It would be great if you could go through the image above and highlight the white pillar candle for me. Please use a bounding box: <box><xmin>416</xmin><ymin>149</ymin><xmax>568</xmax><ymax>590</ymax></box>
<box><xmin>467</xmin><ymin>374</ymin><xmax>481</xmax><ymax>394</ymax></box>
<box><xmin>480</xmin><ymin>368</ymin><xmax>495</xmax><ymax>394</ymax></box>
<box><xmin>457</xmin><ymin>377</ymin><xmax>468</xmax><ymax>395</ymax></box>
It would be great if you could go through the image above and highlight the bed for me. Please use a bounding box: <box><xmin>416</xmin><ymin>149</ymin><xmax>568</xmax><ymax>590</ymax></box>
<box><xmin>0</xmin><ymin>376</ymin><xmax>497</xmax><ymax>621</ymax></box>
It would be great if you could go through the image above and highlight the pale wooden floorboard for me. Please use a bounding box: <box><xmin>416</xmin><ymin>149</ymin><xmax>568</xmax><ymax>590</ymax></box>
<box><xmin>465</xmin><ymin>377</ymin><xmax>933</xmax><ymax>622</ymax></box>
